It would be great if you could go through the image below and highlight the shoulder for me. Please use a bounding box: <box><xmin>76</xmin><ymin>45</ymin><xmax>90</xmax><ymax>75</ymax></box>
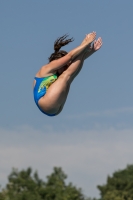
<box><xmin>35</xmin><ymin>65</ymin><xmax>55</xmax><ymax>78</ymax></box>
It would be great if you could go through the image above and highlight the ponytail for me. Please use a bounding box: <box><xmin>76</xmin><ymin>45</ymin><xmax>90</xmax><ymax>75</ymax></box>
<box><xmin>48</xmin><ymin>34</ymin><xmax>74</xmax><ymax>62</ymax></box>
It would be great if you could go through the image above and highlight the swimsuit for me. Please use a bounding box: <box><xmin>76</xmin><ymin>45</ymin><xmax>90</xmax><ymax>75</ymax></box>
<box><xmin>33</xmin><ymin>74</ymin><xmax>58</xmax><ymax>116</ymax></box>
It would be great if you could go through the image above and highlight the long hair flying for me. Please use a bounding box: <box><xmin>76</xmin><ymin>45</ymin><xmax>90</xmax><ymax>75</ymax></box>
<box><xmin>48</xmin><ymin>34</ymin><xmax>74</xmax><ymax>62</ymax></box>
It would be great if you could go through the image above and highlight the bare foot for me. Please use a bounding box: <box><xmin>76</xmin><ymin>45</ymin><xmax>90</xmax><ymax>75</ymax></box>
<box><xmin>92</xmin><ymin>37</ymin><xmax>102</xmax><ymax>51</ymax></box>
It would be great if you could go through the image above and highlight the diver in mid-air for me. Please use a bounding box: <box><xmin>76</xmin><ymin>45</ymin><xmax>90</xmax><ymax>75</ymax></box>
<box><xmin>33</xmin><ymin>32</ymin><xmax>102</xmax><ymax>116</ymax></box>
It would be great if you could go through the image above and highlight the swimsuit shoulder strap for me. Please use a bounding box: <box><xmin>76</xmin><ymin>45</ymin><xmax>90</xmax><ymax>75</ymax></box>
<box><xmin>34</xmin><ymin>77</ymin><xmax>44</xmax><ymax>80</ymax></box>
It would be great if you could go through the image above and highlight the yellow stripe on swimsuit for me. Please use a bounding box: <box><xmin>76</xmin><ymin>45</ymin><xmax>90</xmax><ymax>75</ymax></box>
<box><xmin>38</xmin><ymin>74</ymin><xmax>58</xmax><ymax>93</ymax></box>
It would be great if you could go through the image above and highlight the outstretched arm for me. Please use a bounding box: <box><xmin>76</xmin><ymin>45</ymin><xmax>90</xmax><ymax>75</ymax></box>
<box><xmin>44</xmin><ymin>32</ymin><xmax>96</xmax><ymax>74</ymax></box>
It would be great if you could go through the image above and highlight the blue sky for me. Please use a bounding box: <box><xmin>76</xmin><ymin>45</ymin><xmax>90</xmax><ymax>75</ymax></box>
<box><xmin>0</xmin><ymin>1</ymin><xmax>133</xmax><ymax>198</ymax></box>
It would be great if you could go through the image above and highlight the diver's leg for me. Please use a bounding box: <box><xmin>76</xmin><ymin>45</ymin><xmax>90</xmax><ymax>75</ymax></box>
<box><xmin>62</xmin><ymin>53</ymin><xmax>86</xmax><ymax>84</ymax></box>
<box><xmin>38</xmin><ymin>54</ymin><xmax>85</xmax><ymax>114</ymax></box>
<box><xmin>40</xmin><ymin>38</ymin><xmax>103</xmax><ymax>114</ymax></box>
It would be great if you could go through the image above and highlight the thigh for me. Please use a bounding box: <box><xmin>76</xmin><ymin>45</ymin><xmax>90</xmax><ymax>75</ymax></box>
<box><xmin>38</xmin><ymin>73</ymin><xmax>70</xmax><ymax>113</ymax></box>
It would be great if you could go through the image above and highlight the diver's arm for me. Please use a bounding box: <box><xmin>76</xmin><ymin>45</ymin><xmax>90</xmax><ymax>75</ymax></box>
<box><xmin>44</xmin><ymin>32</ymin><xmax>96</xmax><ymax>73</ymax></box>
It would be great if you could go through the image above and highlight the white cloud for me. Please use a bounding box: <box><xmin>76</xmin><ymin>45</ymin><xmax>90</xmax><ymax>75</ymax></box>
<box><xmin>0</xmin><ymin>125</ymin><xmax>133</xmax><ymax>198</ymax></box>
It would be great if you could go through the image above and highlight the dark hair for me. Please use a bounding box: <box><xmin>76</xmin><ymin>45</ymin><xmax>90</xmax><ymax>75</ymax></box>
<box><xmin>48</xmin><ymin>34</ymin><xmax>74</xmax><ymax>62</ymax></box>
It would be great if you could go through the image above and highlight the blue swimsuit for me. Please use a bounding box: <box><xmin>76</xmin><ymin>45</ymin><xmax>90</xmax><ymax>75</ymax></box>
<box><xmin>33</xmin><ymin>74</ymin><xmax>58</xmax><ymax>116</ymax></box>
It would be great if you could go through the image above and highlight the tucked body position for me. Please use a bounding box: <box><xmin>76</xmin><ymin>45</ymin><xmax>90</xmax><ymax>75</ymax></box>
<box><xmin>33</xmin><ymin>32</ymin><xmax>102</xmax><ymax>116</ymax></box>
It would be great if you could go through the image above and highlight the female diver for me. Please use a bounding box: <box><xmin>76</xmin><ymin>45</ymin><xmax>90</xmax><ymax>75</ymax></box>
<box><xmin>33</xmin><ymin>31</ymin><xmax>102</xmax><ymax>116</ymax></box>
